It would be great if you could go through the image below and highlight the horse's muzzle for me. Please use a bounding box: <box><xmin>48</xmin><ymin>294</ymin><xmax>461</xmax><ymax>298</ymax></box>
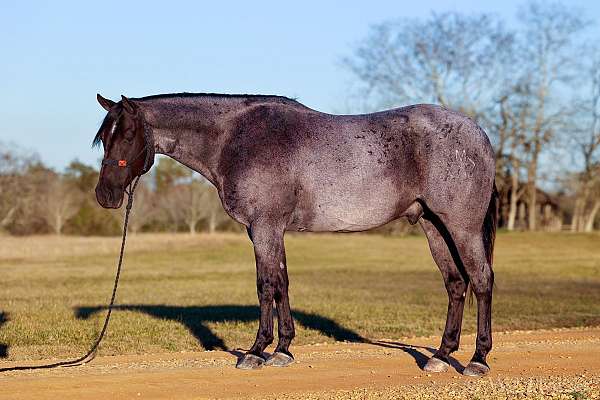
<box><xmin>95</xmin><ymin>183</ymin><xmax>124</xmax><ymax>209</ymax></box>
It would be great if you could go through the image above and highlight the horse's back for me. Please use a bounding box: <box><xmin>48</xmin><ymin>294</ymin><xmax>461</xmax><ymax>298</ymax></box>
<box><xmin>287</xmin><ymin>104</ymin><xmax>494</xmax><ymax>231</ymax></box>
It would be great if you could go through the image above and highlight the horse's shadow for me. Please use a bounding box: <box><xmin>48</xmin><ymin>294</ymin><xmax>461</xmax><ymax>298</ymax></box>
<box><xmin>0</xmin><ymin>306</ymin><xmax>463</xmax><ymax>372</ymax></box>
<box><xmin>75</xmin><ymin>304</ymin><xmax>365</xmax><ymax>356</ymax></box>
<box><xmin>0</xmin><ymin>312</ymin><xmax>8</xmax><ymax>358</ymax></box>
<box><xmin>372</xmin><ymin>340</ymin><xmax>465</xmax><ymax>373</ymax></box>
<box><xmin>75</xmin><ymin>304</ymin><xmax>464</xmax><ymax>372</ymax></box>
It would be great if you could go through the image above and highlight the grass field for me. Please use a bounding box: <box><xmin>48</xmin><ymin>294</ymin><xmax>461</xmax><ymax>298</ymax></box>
<box><xmin>0</xmin><ymin>232</ymin><xmax>599</xmax><ymax>361</ymax></box>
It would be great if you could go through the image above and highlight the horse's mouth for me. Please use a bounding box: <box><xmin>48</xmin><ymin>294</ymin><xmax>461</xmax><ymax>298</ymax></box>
<box><xmin>98</xmin><ymin>197</ymin><xmax>124</xmax><ymax>209</ymax></box>
<box><xmin>95</xmin><ymin>185</ymin><xmax>124</xmax><ymax>209</ymax></box>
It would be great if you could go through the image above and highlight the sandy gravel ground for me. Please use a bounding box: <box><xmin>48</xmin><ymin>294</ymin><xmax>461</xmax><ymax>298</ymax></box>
<box><xmin>0</xmin><ymin>327</ymin><xmax>598</xmax><ymax>399</ymax></box>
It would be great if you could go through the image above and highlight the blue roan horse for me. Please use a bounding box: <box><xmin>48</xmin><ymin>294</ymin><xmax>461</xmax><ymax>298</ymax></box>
<box><xmin>94</xmin><ymin>93</ymin><xmax>497</xmax><ymax>377</ymax></box>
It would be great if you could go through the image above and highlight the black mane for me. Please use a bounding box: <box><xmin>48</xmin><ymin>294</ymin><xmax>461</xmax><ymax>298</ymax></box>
<box><xmin>133</xmin><ymin>92</ymin><xmax>298</xmax><ymax>103</ymax></box>
<box><xmin>92</xmin><ymin>92</ymin><xmax>299</xmax><ymax>147</ymax></box>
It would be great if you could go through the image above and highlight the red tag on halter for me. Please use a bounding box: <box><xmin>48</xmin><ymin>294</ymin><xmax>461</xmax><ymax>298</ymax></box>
<box><xmin>118</xmin><ymin>160</ymin><xmax>127</xmax><ymax>167</ymax></box>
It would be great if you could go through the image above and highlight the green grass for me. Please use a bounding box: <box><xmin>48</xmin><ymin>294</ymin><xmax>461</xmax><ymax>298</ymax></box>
<box><xmin>0</xmin><ymin>232</ymin><xmax>599</xmax><ymax>360</ymax></box>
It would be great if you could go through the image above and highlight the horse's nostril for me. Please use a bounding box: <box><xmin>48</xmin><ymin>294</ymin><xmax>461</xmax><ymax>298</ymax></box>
<box><xmin>96</xmin><ymin>184</ymin><xmax>111</xmax><ymax>206</ymax></box>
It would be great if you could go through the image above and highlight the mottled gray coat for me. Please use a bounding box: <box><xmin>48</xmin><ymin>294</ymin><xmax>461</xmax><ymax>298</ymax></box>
<box><xmin>95</xmin><ymin>93</ymin><xmax>497</xmax><ymax>376</ymax></box>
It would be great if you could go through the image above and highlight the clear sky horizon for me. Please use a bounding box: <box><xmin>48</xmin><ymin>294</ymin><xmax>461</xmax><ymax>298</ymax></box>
<box><xmin>2</xmin><ymin>0</ymin><xmax>599</xmax><ymax>170</ymax></box>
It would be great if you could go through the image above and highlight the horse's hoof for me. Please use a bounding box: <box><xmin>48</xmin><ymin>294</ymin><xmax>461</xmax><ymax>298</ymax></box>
<box><xmin>463</xmin><ymin>361</ymin><xmax>490</xmax><ymax>377</ymax></box>
<box><xmin>423</xmin><ymin>357</ymin><xmax>449</xmax><ymax>373</ymax></box>
<box><xmin>264</xmin><ymin>352</ymin><xmax>294</xmax><ymax>367</ymax></box>
<box><xmin>236</xmin><ymin>353</ymin><xmax>265</xmax><ymax>370</ymax></box>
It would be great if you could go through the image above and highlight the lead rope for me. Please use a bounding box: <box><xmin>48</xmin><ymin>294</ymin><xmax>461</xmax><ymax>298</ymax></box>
<box><xmin>0</xmin><ymin>175</ymin><xmax>141</xmax><ymax>372</ymax></box>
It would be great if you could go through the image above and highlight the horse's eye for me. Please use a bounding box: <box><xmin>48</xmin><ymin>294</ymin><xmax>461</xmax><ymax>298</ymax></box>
<box><xmin>123</xmin><ymin>131</ymin><xmax>134</xmax><ymax>143</ymax></box>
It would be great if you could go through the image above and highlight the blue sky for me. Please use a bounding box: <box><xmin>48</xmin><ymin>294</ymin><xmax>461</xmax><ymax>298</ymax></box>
<box><xmin>1</xmin><ymin>0</ymin><xmax>599</xmax><ymax>170</ymax></box>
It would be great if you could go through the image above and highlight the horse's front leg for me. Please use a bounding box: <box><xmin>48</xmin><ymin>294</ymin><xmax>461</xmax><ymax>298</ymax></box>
<box><xmin>236</xmin><ymin>220</ymin><xmax>292</xmax><ymax>369</ymax></box>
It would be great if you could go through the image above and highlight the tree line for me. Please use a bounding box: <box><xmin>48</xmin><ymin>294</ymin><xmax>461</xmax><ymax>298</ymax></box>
<box><xmin>0</xmin><ymin>145</ymin><xmax>237</xmax><ymax>236</ymax></box>
<box><xmin>2</xmin><ymin>1</ymin><xmax>599</xmax><ymax>235</ymax></box>
<box><xmin>343</xmin><ymin>1</ymin><xmax>600</xmax><ymax>232</ymax></box>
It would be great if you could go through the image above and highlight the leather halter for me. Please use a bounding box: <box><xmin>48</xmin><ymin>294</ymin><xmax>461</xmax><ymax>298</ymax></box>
<box><xmin>101</xmin><ymin>121</ymin><xmax>155</xmax><ymax>176</ymax></box>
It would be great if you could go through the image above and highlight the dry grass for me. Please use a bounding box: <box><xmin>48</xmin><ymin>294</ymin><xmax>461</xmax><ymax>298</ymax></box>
<box><xmin>0</xmin><ymin>231</ymin><xmax>599</xmax><ymax>361</ymax></box>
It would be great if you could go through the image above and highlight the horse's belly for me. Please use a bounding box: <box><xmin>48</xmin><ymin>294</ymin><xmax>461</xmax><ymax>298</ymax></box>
<box><xmin>304</xmin><ymin>206</ymin><xmax>395</xmax><ymax>232</ymax></box>
<box><xmin>290</xmin><ymin>178</ymin><xmax>404</xmax><ymax>232</ymax></box>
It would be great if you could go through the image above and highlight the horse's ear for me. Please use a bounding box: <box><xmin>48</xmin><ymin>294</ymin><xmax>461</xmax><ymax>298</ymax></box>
<box><xmin>121</xmin><ymin>95</ymin><xmax>137</xmax><ymax>114</ymax></box>
<box><xmin>97</xmin><ymin>94</ymin><xmax>115</xmax><ymax>111</ymax></box>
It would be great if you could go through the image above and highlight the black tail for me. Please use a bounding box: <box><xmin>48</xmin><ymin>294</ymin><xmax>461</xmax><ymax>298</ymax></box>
<box><xmin>482</xmin><ymin>182</ymin><xmax>498</xmax><ymax>266</ymax></box>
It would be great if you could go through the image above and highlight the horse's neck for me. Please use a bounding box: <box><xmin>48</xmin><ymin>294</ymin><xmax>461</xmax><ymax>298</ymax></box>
<box><xmin>140</xmin><ymin>98</ymin><xmax>239</xmax><ymax>187</ymax></box>
<box><xmin>152</xmin><ymin>127</ymin><xmax>221</xmax><ymax>184</ymax></box>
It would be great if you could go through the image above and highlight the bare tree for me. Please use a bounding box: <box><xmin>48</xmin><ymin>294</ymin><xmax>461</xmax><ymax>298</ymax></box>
<box><xmin>123</xmin><ymin>181</ymin><xmax>156</xmax><ymax>234</ymax></box>
<box><xmin>157</xmin><ymin>189</ymin><xmax>183</xmax><ymax>232</ymax></box>
<box><xmin>343</xmin><ymin>12</ymin><xmax>514</xmax><ymax>119</ymax></box>
<box><xmin>176</xmin><ymin>179</ymin><xmax>205</xmax><ymax>235</ymax></box>
<box><xmin>515</xmin><ymin>1</ymin><xmax>586</xmax><ymax>230</ymax></box>
<box><xmin>199</xmin><ymin>184</ymin><xmax>229</xmax><ymax>234</ymax></box>
<box><xmin>494</xmin><ymin>90</ymin><xmax>530</xmax><ymax>230</ymax></box>
<box><xmin>40</xmin><ymin>172</ymin><xmax>81</xmax><ymax>235</ymax></box>
<box><xmin>0</xmin><ymin>148</ymin><xmax>24</xmax><ymax>229</ymax></box>
<box><xmin>175</xmin><ymin>178</ymin><xmax>230</xmax><ymax>234</ymax></box>
<box><xmin>0</xmin><ymin>143</ymin><xmax>40</xmax><ymax>232</ymax></box>
<box><xmin>571</xmin><ymin>49</ymin><xmax>600</xmax><ymax>232</ymax></box>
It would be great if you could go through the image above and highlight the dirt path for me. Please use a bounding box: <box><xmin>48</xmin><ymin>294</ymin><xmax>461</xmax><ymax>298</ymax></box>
<box><xmin>0</xmin><ymin>327</ymin><xmax>599</xmax><ymax>399</ymax></box>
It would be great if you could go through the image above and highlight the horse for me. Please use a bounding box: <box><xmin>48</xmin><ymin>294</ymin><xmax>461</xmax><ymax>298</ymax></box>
<box><xmin>93</xmin><ymin>92</ymin><xmax>497</xmax><ymax>377</ymax></box>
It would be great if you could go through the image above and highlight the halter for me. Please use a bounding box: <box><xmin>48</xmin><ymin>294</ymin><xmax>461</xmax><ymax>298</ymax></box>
<box><xmin>101</xmin><ymin>121</ymin><xmax>155</xmax><ymax>176</ymax></box>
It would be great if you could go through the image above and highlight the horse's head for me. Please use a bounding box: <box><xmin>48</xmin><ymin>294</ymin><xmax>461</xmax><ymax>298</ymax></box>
<box><xmin>93</xmin><ymin>94</ymin><xmax>154</xmax><ymax>209</ymax></box>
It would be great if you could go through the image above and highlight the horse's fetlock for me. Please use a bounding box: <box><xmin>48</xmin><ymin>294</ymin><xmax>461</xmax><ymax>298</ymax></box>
<box><xmin>263</xmin><ymin>334</ymin><xmax>274</xmax><ymax>346</ymax></box>
<box><xmin>281</xmin><ymin>325</ymin><xmax>295</xmax><ymax>339</ymax></box>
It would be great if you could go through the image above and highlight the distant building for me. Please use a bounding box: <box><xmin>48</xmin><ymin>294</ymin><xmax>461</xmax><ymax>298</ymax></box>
<box><xmin>498</xmin><ymin>183</ymin><xmax>563</xmax><ymax>231</ymax></box>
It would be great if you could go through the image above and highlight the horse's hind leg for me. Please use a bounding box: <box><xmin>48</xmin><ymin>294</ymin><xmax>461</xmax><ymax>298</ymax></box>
<box><xmin>419</xmin><ymin>218</ymin><xmax>468</xmax><ymax>373</ymax></box>
<box><xmin>451</xmin><ymin>230</ymin><xmax>494</xmax><ymax>377</ymax></box>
